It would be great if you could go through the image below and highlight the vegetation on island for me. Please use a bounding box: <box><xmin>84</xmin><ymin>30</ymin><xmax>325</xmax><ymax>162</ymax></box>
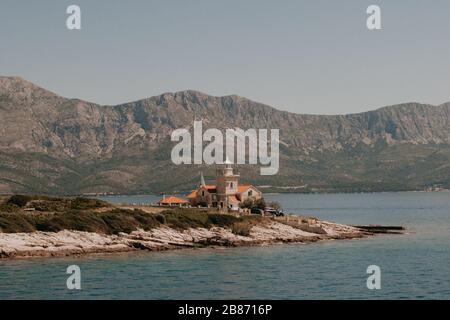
<box><xmin>0</xmin><ymin>195</ymin><xmax>267</xmax><ymax>237</ymax></box>
<box><xmin>239</xmin><ymin>197</ymin><xmax>281</xmax><ymax>210</ymax></box>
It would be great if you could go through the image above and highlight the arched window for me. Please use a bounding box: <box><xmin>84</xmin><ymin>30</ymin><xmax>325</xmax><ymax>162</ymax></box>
<box><xmin>248</xmin><ymin>190</ymin><xmax>253</xmax><ymax>196</ymax></box>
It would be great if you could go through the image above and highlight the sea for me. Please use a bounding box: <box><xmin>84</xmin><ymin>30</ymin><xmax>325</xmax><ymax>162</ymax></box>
<box><xmin>1</xmin><ymin>192</ymin><xmax>449</xmax><ymax>299</ymax></box>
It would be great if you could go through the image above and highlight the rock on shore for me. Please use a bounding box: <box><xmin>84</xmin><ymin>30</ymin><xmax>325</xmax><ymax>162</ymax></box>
<box><xmin>0</xmin><ymin>220</ymin><xmax>365</xmax><ymax>259</ymax></box>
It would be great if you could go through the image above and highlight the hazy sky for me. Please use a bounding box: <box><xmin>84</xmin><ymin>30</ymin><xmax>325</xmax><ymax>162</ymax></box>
<box><xmin>1</xmin><ymin>0</ymin><xmax>450</xmax><ymax>114</ymax></box>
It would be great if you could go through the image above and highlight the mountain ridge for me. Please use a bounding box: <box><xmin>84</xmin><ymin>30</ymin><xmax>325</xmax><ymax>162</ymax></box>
<box><xmin>0</xmin><ymin>76</ymin><xmax>449</xmax><ymax>194</ymax></box>
<box><xmin>2</xmin><ymin>76</ymin><xmax>449</xmax><ymax>116</ymax></box>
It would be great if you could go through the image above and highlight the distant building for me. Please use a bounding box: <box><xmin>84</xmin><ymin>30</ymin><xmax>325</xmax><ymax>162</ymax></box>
<box><xmin>187</xmin><ymin>159</ymin><xmax>262</xmax><ymax>210</ymax></box>
<box><xmin>157</xmin><ymin>195</ymin><xmax>189</xmax><ymax>207</ymax></box>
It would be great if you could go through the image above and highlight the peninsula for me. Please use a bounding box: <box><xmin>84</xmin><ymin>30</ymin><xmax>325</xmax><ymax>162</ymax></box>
<box><xmin>0</xmin><ymin>195</ymin><xmax>373</xmax><ymax>259</ymax></box>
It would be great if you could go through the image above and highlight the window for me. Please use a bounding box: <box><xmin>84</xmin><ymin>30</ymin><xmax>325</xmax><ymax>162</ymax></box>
<box><xmin>230</xmin><ymin>182</ymin><xmax>233</xmax><ymax>188</ymax></box>
<box><xmin>248</xmin><ymin>190</ymin><xmax>253</xmax><ymax>196</ymax></box>
<box><xmin>202</xmin><ymin>191</ymin><xmax>205</xmax><ymax>196</ymax></box>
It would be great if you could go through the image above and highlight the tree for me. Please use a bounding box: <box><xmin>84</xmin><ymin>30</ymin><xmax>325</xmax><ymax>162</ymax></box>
<box><xmin>240</xmin><ymin>198</ymin><xmax>269</xmax><ymax>210</ymax></box>
<box><xmin>254</xmin><ymin>198</ymin><xmax>266</xmax><ymax>209</ymax></box>
<box><xmin>239</xmin><ymin>198</ymin><xmax>254</xmax><ymax>209</ymax></box>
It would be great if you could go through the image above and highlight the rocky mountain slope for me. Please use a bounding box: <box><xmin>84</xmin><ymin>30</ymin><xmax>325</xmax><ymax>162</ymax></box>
<box><xmin>0</xmin><ymin>76</ymin><xmax>449</xmax><ymax>194</ymax></box>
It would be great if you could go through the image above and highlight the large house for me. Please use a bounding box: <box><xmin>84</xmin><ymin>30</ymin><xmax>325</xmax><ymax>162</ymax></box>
<box><xmin>187</xmin><ymin>160</ymin><xmax>262</xmax><ymax>210</ymax></box>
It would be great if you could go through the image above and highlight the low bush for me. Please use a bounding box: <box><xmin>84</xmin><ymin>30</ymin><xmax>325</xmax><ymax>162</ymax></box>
<box><xmin>0</xmin><ymin>208</ymin><xmax>161</xmax><ymax>234</ymax></box>
<box><xmin>231</xmin><ymin>221</ymin><xmax>253</xmax><ymax>236</ymax></box>
<box><xmin>162</xmin><ymin>210</ymin><xmax>211</xmax><ymax>230</ymax></box>
<box><xmin>6</xmin><ymin>195</ymin><xmax>32</xmax><ymax>207</ymax></box>
<box><xmin>32</xmin><ymin>199</ymin><xmax>71</xmax><ymax>212</ymax></box>
<box><xmin>231</xmin><ymin>215</ymin><xmax>266</xmax><ymax>236</ymax></box>
<box><xmin>31</xmin><ymin>211</ymin><xmax>104</xmax><ymax>233</ymax></box>
<box><xmin>0</xmin><ymin>198</ymin><xmax>269</xmax><ymax>236</ymax></box>
<box><xmin>2</xmin><ymin>195</ymin><xmax>110</xmax><ymax>212</ymax></box>
<box><xmin>207</xmin><ymin>214</ymin><xmax>238</xmax><ymax>228</ymax></box>
<box><xmin>70</xmin><ymin>197</ymin><xmax>110</xmax><ymax>210</ymax></box>
<box><xmin>0</xmin><ymin>213</ymin><xmax>36</xmax><ymax>233</ymax></box>
<box><xmin>155</xmin><ymin>214</ymin><xmax>166</xmax><ymax>224</ymax></box>
<box><xmin>0</xmin><ymin>202</ymin><xmax>20</xmax><ymax>213</ymax></box>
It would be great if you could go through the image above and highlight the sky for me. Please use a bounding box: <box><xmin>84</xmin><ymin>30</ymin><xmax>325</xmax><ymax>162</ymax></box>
<box><xmin>1</xmin><ymin>0</ymin><xmax>450</xmax><ymax>114</ymax></box>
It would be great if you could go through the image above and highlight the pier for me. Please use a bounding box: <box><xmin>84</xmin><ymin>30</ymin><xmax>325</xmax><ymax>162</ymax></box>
<box><xmin>352</xmin><ymin>225</ymin><xmax>405</xmax><ymax>234</ymax></box>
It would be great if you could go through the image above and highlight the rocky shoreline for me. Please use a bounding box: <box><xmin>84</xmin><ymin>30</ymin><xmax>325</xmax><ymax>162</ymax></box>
<box><xmin>0</xmin><ymin>219</ymin><xmax>366</xmax><ymax>259</ymax></box>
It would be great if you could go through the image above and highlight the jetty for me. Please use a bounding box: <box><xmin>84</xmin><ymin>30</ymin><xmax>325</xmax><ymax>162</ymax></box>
<box><xmin>352</xmin><ymin>225</ymin><xmax>405</xmax><ymax>234</ymax></box>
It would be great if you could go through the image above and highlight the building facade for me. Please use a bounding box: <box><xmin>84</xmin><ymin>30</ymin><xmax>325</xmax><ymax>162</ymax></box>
<box><xmin>187</xmin><ymin>160</ymin><xmax>262</xmax><ymax>210</ymax></box>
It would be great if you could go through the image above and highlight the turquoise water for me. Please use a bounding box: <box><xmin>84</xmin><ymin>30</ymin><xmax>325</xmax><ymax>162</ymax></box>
<box><xmin>1</xmin><ymin>192</ymin><xmax>449</xmax><ymax>299</ymax></box>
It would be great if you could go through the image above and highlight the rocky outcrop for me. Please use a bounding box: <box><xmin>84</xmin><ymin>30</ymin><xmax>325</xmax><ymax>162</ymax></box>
<box><xmin>0</xmin><ymin>220</ymin><xmax>364</xmax><ymax>259</ymax></box>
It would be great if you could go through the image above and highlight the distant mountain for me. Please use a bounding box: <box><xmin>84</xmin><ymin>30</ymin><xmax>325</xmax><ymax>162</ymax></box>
<box><xmin>0</xmin><ymin>76</ymin><xmax>449</xmax><ymax>194</ymax></box>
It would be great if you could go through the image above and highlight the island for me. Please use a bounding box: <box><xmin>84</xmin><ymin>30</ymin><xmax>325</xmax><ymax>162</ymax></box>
<box><xmin>0</xmin><ymin>194</ymin><xmax>404</xmax><ymax>259</ymax></box>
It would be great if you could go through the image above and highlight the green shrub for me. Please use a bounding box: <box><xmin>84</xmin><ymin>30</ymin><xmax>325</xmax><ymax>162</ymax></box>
<box><xmin>239</xmin><ymin>198</ymin><xmax>254</xmax><ymax>209</ymax></box>
<box><xmin>231</xmin><ymin>221</ymin><xmax>252</xmax><ymax>236</ymax></box>
<box><xmin>241</xmin><ymin>215</ymin><xmax>265</xmax><ymax>224</ymax></box>
<box><xmin>207</xmin><ymin>214</ymin><xmax>238</xmax><ymax>227</ymax></box>
<box><xmin>29</xmin><ymin>211</ymin><xmax>108</xmax><ymax>233</ymax></box>
<box><xmin>1</xmin><ymin>195</ymin><xmax>103</xmax><ymax>212</ymax></box>
<box><xmin>0</xmin><ymin>209</ymin><xmax>160</xmax><ymax>234</ymax></box>
<box><xmin>155</xmin><ymin>214</ymin><xmax>166</xmax><ymax>224</ymax></box>
<box><xmin>163</xmin><ymin>210</ymin><xmax>210</xmax><ymax>230</ymax></box>
<box><xmin>130</xmin><ymin>210</ymin><xmax>161</xmax><ymax>231</ymax></box>
<box><xmin>100</xmin><ymin>212</ymin><xmax>138</xmax><ymax>234</ymax></box>
<box><xmin>7</xmin><ymin>195</ymin><xmax>32</xmax><ymax>207</ymax></box>
<box><xmin>230</xmin><ymin>215</ymin><xmax>266</xmax><ymax>236</ymax></box>
<box><xmin>239</xmin><ymin>197</ymin><xmax>267</xmax><ymax>209</ymax></box>
<box><xmin>0</xmin><ymin>213</ymin><xmax>36</xmax><ymax>233</ymax></box>
<box><xmin>32</xmin><ymin>199</ymin><xmax>71</xmax><ymax>212</ymax></box>
<box><xmin>0</xmin><ymin>203</ymin><xmax>20</xmax><ymax>213</ymax></box>
<box><xmin>70</xmin><ymin>197</ymin><xmax>110</xmax><ymax>210</ymax></box>
<box><xmin>254</xmin><ymin>198</ymin><xmax>267</xmax><ymax>209</ymax></box>
<box><xmin>0</xmin><ymin>200</ymin><xmax>268</xmax><ymax>236</ymax></box>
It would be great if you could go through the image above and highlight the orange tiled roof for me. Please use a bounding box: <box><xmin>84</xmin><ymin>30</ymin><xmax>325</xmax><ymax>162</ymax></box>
<box><xmin>187</xmin><ymin>185</ymin><xmax>217</xmax><ymax>198</ymax></box>
<box><xmin>188</xmin><ymin>185</ymin><xmax>256</xmax><ymax>198</ymax></box>
<box><xmin>158</xmin><ymin>196</ymin><xmax>188</xmax><ymax>205</ymax></box>
<box><xmin>227</xmin><ymin>195</ymin><xmax>239</xmax><ymax>203</ymax></box>
<box><xmin>237</xmin><ymin>185</ymin><xmax>252</xmax><ymax>193</ymax></box>
<box><xmin>187</xmin><ymin>190</ymin><xmax>197</xmax><ymax>199</ymax></box>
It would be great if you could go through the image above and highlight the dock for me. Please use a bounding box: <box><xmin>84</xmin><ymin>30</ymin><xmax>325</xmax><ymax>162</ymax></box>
<box><xmin>352</xmin><ymin>225</ymin><xmax>406</xmax><ymax>234</ymax></box>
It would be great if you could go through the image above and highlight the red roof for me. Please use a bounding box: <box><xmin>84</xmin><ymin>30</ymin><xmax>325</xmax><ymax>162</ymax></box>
<box><xmin>186</xmin><ymin>190</ymin><xmax>197</xmax><ymax>199</ymax></box>
<box><xmin>158</xmin><ymin>196</ymin><xmax>188</xmax><ymax>205</ymax></box>
<box><xmin>237</xmin><ymin>185</ymin><xmax>252</xmax><ymax>193</ymax></box>
<box><xmin>187</xmin><ymin>185</ymin><xmax>217</xmax><ymax>198</ymax></box>
<box><xmin>187</xmin><ymin>184</ymin><xmax>257</xmax><ymax>199</ymax></box>
<box><xmin>227</xmin><ymin>195</ymin><xmax>239</xmax><ymax>203</ymax></box>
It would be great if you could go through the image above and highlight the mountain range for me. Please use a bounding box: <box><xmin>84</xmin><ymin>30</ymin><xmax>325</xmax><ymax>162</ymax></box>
<box><xmin>0</xmin><ymin>76</ymin><xmax>449</xmax><ymax>195</ymax></box>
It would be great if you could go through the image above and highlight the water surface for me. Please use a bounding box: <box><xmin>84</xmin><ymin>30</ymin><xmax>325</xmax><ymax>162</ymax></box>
<box><xmin>1</xmin><ymin>192</ymin><xmax>449</xmax><ymax>299</ymax></box>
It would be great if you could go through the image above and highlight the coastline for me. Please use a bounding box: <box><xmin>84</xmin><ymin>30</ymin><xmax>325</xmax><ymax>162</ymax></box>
<box><xmin>0</xmin><ymin>219</ymin><xmax>366</xmax><ymax>259</ymax></box>
<box><xmin>3</xmin><ymin>189</ymin><xmax>449</xmax><ymax>199</ymax></box>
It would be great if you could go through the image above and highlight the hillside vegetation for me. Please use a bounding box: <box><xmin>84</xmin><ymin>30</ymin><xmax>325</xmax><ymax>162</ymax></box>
<box><xmin>0</xmin><ymin>196</ymin><xmax>264</xmax><ymax>236</ymax></box>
